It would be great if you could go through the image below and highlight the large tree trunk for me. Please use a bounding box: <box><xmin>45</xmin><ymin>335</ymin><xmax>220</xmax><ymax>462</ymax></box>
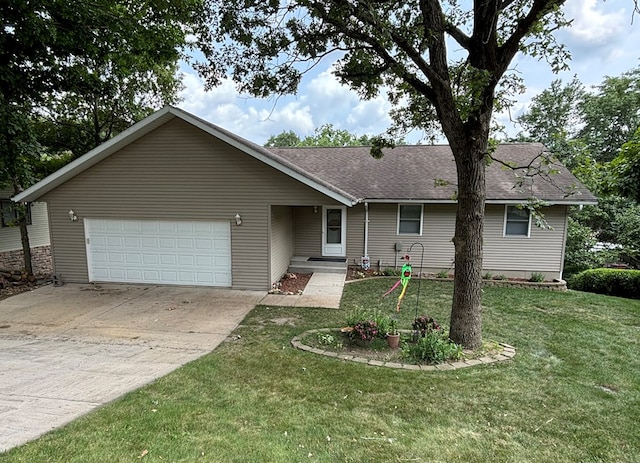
<box><xmin>13</xmin><ymin>183</ymin><xmax>33</xmax><ymax>276</ymax></box>
<box><xmin>447</xmin><ymin>130</ymin><xmax>488</xmax><ymax>350</ymax></box>
<box><xmin>19</xmin><ymin>219</ymin><xmax>33</xmax><ymax>276</ymax></box>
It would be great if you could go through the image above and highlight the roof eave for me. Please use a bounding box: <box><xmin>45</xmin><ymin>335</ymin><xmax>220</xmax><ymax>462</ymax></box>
<box><xmin>361</xmin><ymin>198</ymin><xmax>598</xmax><ymax>205</ymax></box>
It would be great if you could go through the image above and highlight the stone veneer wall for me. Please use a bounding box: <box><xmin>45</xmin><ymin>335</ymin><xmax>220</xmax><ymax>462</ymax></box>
<box><xmin>0</xmin><ymin>245</ymin><xmax>52</xmax><ymax>275</ymax></box>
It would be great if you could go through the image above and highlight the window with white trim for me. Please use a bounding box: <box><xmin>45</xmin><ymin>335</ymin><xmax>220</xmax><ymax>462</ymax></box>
<box><xmin>504</xmin><ymin>205</ymin><xmax>530</xmax><ymax>237</ymax></box>
<box><xmin>398</xmin><ymin>204</ymin><xmax>423</xmax><ymax>235</ymax></box>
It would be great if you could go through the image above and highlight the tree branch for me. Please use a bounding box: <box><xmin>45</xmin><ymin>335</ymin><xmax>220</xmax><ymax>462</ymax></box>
<box><xmin>498</xmin><ymin>0</ymin><xmax>568</xmax><ymax>73</ymax></box>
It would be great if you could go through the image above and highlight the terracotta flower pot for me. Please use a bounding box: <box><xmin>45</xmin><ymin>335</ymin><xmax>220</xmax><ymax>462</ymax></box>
<box><xmin>387</xmin><ymin>333</ymin><xmax>400</xmax><ymax>349</ymax></box>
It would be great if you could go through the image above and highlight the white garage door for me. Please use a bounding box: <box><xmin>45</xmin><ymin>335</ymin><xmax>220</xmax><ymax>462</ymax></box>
<box><xmin>85</xmin><ymin>219</ymin><xmax>231</xmax><ymax>286</ymax></box>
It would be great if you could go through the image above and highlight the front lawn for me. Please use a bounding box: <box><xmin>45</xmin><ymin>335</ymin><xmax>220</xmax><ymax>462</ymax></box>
<box><xmin>2</xmin><ymin>280</ymin><xmax>639</xmax><ymax>462</ymax></box>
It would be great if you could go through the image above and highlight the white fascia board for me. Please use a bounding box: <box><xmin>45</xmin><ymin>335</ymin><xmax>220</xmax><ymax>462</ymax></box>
<box><xmin>484</xmin><ymin>199</ymin><xmax>598</xmax><ymax>206</ymax></box>
<box><xmin>363</xmin><ymin>199</ymin><xmax>457</xmax><ymax>204</ymax></box>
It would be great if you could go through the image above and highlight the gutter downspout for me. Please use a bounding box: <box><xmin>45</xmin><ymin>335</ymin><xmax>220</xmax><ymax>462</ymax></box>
<box><xmin>364</xmin><ymin>202</ymin><xmax>369</xmax><ymax>257</ymax></box>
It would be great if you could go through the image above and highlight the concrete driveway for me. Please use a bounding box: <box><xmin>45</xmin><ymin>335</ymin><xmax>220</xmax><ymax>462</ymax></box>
<box><xmin>0</xmin><ymin>283</ymin><xmax>264</xmax><ymax>452</ymax></box>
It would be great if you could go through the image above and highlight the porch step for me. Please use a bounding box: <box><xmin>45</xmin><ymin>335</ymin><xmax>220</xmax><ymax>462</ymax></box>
<box><xmin>288</xmin><ymin>256</ymin><xmax>348</xmax><ymax>274</ymax></box>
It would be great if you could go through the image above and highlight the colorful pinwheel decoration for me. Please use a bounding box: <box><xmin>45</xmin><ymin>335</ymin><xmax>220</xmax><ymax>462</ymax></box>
<box><xmin>382</xmin><ymin>255</ymin><xmax>412</xmax><ymax>312</ymax></box>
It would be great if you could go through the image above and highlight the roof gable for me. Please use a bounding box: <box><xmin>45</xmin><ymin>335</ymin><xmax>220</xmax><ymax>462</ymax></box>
<box><xmin>14</xmin><ymin>106</ymin><xmax>357</xmax><ymax>205</ymax></box>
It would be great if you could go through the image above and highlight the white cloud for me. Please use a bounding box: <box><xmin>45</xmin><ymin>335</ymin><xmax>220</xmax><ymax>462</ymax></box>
<box><xmin>177</xmin><ymin>70</ymin><xmax>317</xmax><ymax>144</ymax></box>
<box><xmin>563</xmin><ymin>0</ymin><xmax>626</xmax><ymax>47</ymax></box>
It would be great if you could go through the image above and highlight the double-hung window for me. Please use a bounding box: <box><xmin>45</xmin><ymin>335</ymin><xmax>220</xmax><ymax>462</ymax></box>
<box><xmin>504</xmin><ymin>205</ymin><xmax>530</xmax><ymax>237</ymax></box>
<box><xmin>398</xmin><ymin>204</ymin><xmax>423</xmax><ymax>235</ymax></box>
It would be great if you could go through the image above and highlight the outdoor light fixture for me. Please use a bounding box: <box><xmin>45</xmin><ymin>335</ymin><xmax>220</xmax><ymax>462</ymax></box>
<box><xmin>313</xmin><ymin>206</ymin><xmax>319</xmax><ymax>214</ymax></box>
<box><xmin>68</xmin><ymin>210</ymin><xmax>78</xmax><ymax>221</ymax></box>
<box><xmin>235</xmin><ymin>213</ymin><xmax>242</xmax><ymax>226</ymax></box>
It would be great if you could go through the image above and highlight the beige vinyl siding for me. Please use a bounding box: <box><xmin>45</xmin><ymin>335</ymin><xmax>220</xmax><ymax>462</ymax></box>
<box><xmin>41</xmin><ymin>119</ymin><xmax>336</xmax><ymax>290</ymax></box>
<box><xmin>364</xmin><ymin>203</ymin><xmax>455</xmax><ymax>271</ymax></box>
<box><xmin>483</xmin><ymin>204</ymin><xmax>567</xmax><ymax>279</ymax></box>
<box><xmin>345</xmin><ymin>204</ymin><xmax>365</xmax><ymax>261</ymax></box>
<box><xmin>0</xmin><ymin>186</ymin><xmax>50</xmax><ymax>252</ymax></box>
<box><xmin>359</xmin><ymin>203</ymin><xmax>566</xmax><ymax>279</ymax></box>
<box><xmin>269</xmin><ymin>206</ymin><xmax>294</xmax><ymax>284</ymax></box>
<box><xmin>293</xmin><ymin>207</ymin><xmax>322</xmax><ymax>256</ymax></box>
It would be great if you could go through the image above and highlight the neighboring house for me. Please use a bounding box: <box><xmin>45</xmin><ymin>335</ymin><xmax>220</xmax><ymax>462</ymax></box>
<box><xmin>14</xmin><ymin>106</ymin><xmax>596</xmax><ymax>290</ymax></box>
<box><xmin>0</xmin><ymin>187</ymin><xmax>52</xmax><ymax>274</ymax></box>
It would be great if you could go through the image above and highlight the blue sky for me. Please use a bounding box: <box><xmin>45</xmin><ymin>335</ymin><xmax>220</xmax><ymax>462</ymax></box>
<box><xmin>178</xmin><ymin>0</ymin><xmax>640</xmax><ymax>145</ymax></box>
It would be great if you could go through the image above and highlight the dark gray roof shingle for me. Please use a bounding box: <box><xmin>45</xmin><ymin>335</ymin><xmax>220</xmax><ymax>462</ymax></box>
<box><xmin>267</xmin><ymin>143</ymin><xmax>597</xmax><ymax>203</ymax></box>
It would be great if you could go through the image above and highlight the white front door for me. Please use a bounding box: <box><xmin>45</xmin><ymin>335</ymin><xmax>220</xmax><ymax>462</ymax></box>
<box><xmin>322</xmin><ymin>206</ymin><xmax>346</xmax><ymax>257</ymax></box>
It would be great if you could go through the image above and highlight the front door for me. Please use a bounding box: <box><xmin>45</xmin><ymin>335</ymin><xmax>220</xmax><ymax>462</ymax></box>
<box><xmin>322</xmin><ymin>206</ymin><xmax>346</xmax><ymax>257</ymax></box>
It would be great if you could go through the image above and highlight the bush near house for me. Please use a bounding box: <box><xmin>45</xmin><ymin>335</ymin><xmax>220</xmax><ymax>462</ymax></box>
<box><xmin>568</xmin><ymin>268</ymin><xmax>640</xmax><ymax>299</ymax></box>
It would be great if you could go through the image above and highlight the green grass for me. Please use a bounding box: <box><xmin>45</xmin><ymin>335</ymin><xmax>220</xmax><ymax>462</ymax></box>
<box><xmin>2</xmin><ymin>280</ymin><xmax>639</xmax><ymax>462</ymax></box>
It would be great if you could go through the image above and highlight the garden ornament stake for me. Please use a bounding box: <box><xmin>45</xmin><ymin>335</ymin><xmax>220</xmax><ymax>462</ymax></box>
<box><xmin>408</xmin><ymin>242</ymin><xmax>425</xmax><ymax>321</ymax></box>
<box><xmin>382</xmin><ymin>254</ymin><xmax>412</xmax><ymax>312</ymax></box>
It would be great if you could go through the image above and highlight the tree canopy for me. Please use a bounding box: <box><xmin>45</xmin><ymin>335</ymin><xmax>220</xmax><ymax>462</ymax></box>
<box><xmin>265</xmin><ymin>124</ymin><xmax>373</xmax><ymax>147</ymax></box>
<box><xmin>1</xmin><ymin>0</ymin><xmax>206</xmax><ymax>274</ymax></box>
<box><xmin>1</xmin><ymin>0</ymin><xmax>204</xmax><ymax>161</ymax></box>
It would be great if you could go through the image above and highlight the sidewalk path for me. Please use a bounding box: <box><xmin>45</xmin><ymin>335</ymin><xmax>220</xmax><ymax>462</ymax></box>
<box><xmin>260</xmin><ymin>272</ymin><xmax>346</xmax><ymax>308</ymax></box>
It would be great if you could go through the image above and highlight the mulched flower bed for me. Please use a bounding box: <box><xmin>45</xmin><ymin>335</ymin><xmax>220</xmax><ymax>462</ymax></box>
<box><xmin>270</xmin><ymin>272</ymin><xmax>312</xmax><ymax>295</ymax></box>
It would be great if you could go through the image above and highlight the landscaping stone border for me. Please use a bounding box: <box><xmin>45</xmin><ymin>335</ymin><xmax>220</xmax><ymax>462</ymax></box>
<box><xmin>345</xmin><ymin>275</ymin><xmax>567</xmax><ymax>291</ymax></box>
<box><xmin>291</xmin><ymin>328</ymin><xmax>516</xmax><ymax>371</ymax></box>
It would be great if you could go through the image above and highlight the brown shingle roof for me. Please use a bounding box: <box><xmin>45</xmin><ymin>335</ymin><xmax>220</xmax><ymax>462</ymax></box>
<box><xmin>268</xmin><ymin>143</ymin><xmax>597</xmax><ymax>204</ymax></box>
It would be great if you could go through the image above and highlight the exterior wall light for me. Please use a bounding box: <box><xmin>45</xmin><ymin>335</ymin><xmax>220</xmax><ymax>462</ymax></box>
<box><xmin>235</xmin><ymin>213</ymin><xmax>242</xmax><ymax>226</ymax></box>
<box><xmin>69</xmin><ymin>210</ymin><xmax>78</xmax><ymax>221</ymax></box>
<box><xmin>313</xmin><ymin>206</ymin><xmax>319</xmax><ymax>214</ymax></box>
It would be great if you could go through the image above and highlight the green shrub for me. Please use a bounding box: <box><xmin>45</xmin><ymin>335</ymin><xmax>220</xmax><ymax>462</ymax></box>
<box><xmin>482</xmin><ymin>271</ymin><xmax>493</xmax><ymax>280</ymax></box>
<box><xmin>344</xmin><ymin>306</ymin><xmax>371</xmax><ymax>327</ymax></box>
<box><xmin>401</xmin><ymin>330</ymin><xmax>463</xmax><ymax>365</ymax></box>
<box><xmin>568</xmin><ymin>268</ymin><xmax>640</xmax><ymax>299</ymax></box>
<box><xmin>382</xmin><ymin>267</ymin><xmax>400</xmax><ymax>276</ymax></box>
<box><xmin>529</xmin><ymin>272</ymin><xmax>545</xmax><ymax>282</ymax></box>
<box><xmin>436</xmin><ymin>270</ymin><xmax>449</xmax><ymax>278</ymax></box>
<box><xmin>345</xmin><ymin>307</ymin><xmax>390</xmax><ymax>339</ymax></box>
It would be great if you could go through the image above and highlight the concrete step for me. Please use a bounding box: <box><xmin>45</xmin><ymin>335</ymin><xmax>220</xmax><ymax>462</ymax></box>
<box><xmin>288</xmin><ymin>256</ymin><xmax>348</xmax><ymax>274</ymax></box>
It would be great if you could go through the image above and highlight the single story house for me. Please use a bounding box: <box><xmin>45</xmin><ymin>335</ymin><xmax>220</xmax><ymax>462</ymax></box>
<box><xmin>14</xmin><ymin>106</ymin><xmax>596</xmax><ymax>290</ymax></box>
<box><xmin>0</xmin><ymin>187</ymin><xmax>51</xmax><ymax>273</ymax></box>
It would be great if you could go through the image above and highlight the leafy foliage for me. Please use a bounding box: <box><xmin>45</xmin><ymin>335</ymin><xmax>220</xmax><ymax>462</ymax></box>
<box><xmin>568</xmin><ymin>269</ymin><xmax>640</xmax><ymax>299</ymax></box>
<box><xmin>1</xmin><ymin>0</ymin><xmax>205</xmax><ymax>273</ymax></box>
<box><xmin>351</xmin><ymin>321</ymin><xmax>379</xmax><ymax>342</ymax></box>
<box><xmin>411</xmin><ymin>316</ymin><xmax>441</xmax><ymax>337</ymax></box>
<box><xmin>579</xmin><ymin>67</ymin><xmax>640</xmax><ymax>163</ymax></box>
<box><xmin>401</xmin><ymin>330</ymin><xmax>463</xmax><ymax>365</ymax></box>
<box><xmin>609</xmin><ymin>127</ymin><xmax>640</xmax><ymax>203</ymax></box>
<box><xmin>529</xmin><ymin>272</ymin><xmax>546</xmax><ymax>282</ymax></box>
<box><xmin>265</xmin><ymin>124</ymin><xmax>374</xmax><ymax>147</ymax></box>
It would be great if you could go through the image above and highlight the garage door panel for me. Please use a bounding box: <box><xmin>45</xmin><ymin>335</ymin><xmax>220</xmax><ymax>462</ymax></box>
<box><xmin>86</xmin><ymin>219</ymin><xmax>231</xmax><ymax>287</ymax></box>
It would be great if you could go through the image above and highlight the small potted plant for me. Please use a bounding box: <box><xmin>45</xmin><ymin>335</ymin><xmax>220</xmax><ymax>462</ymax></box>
<box><xmin>351</xmin><ymin>320</ymin><xmax>378</xmax><ymax>347</ymax></box>
<box><xmin>386</xmin><ymin>318</ymin><xmax>400</xmax><ymax>349</ymax></box>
